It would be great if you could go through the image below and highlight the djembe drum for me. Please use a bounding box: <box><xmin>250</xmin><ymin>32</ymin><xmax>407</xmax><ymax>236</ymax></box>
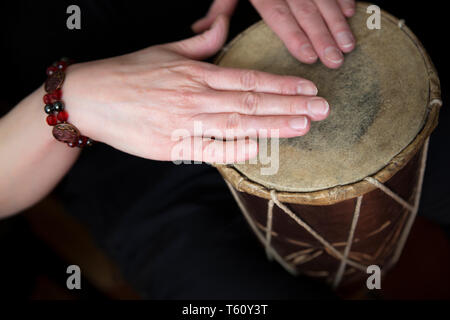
<box><xmin>215</xmin><ymin>2</ymin><xmax>442</xmax><ymax>288</ymax></box>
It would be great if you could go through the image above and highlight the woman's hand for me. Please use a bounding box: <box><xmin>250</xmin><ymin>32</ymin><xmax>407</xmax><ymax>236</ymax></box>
<box><xmin>192</xmin><ymin>0</ymin><xmax>356</xmax><ymax>69</ymax></box>
<box><xmin>0</xmin><ymin>15</ymin><xmax>330</xmax><ymax>217</ymax></box>
<box><xmin>65</xmin><ymin>15</ymin><xmax>330</xmax><ymax>163</ymax></box>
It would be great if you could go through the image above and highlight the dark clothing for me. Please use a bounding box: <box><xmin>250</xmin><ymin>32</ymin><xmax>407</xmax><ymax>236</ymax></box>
<box><xmin>59</xmin><ymin>144</ymin><xmax>334</xmax><ymax>298</ymax></box>
<box><xmin>1</xmin><ymin>0</ymin><xmax>449</xmax><ymax>299</ymax></box>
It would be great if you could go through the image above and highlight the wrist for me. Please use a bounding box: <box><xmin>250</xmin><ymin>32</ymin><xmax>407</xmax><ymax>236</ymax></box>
<box><xmin>63</xmin><ymin>61</ymin><xmax>103</xmax><ymax>142</ymax></box>
<box><xmin>46</xmin><ymin>60</ymin><xmax>94</xmax><ymax>147</ymax></box>
<box><xmin>1</xmin><ymin>84</ymin><xmax>80</xmax><ymax>154</ymax></box>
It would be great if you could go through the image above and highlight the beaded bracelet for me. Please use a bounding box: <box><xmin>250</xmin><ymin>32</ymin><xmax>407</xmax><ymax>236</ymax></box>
<box><xmin>43</xmin><ymin>58</ymin><xmax>93</xmax><ymax>148</ymax></box>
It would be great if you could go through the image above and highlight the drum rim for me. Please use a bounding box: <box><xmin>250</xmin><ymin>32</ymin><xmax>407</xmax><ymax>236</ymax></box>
<box><xmin>214</xmin><ymin>2</ymin><xmax>442</xmax><ymax>205</ymax></box>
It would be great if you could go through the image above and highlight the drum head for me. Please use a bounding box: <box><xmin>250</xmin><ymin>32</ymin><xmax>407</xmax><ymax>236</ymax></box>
<box><xmin>216</xmin><ymin>3</ymin><xmax>430</xmax><ymax>192</ymax></box>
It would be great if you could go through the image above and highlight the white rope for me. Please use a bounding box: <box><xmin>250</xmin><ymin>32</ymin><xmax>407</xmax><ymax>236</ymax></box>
<box><xmin>224</xmin><ymin>181</ymin><xmax>298</xmax><ymax>275</ymax></box>
<box><xmin>386</xmin><ymin>137</ymin><xmax>430</xmax><ymax>269</ymax></box>
<box><xmin>265</xmin><ymin>200</ymin><xmax>274</xmax><ymax>261</ymax></box>
<box><xmin>332</xmin><ymin>196</ymin><xmax>363</xmax><ymax>289</ymax></box>
<box><xmin>269</xmin><ymin>190</ymin><xmax>367</xmax><ymax>272</ymax></box>
<box><xmin>364</xmin><ymin>177</ymin><xmax>414</xmax><ymax>211</ymax></box>
<box><xmin>429</xmin><ymin>99</ymin><xmax>443</xmax><ymax>109</ymax></box>
<box><xmin>224</xmin><ymin>137</ymin><xmax>431</xmax><ymax>287</ymax></box>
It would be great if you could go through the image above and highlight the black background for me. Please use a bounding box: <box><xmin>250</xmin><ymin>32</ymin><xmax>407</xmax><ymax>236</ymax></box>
<box><xmin>0</xmin><ymin>0</ymin><xmax>448</xmax><ymax>300</ymax></box>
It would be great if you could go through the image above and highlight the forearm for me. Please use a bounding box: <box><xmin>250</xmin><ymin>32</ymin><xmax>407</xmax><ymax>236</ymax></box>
<box><xmin>0</xmin><ymin>85</ymin><xmax>80</xmax><ymax>218</ymax></box>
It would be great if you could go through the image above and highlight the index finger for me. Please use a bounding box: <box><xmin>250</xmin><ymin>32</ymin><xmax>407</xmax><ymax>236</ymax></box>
<box><xmin>250</xmin><ymin>0</ymin><xmax>318</xmax><ymax>64</ymax></box>
<box><xmin>315</xmin><ymin>0</ymin><xmax>355</xmax><ymax>53</ymax></box>
<box><xmin>203</xmin><ymin>64</ymin><xmax>318</xmax><ymax>96</ymax></box>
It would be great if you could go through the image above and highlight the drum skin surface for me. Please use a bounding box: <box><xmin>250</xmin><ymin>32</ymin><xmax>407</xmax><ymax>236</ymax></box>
<box><xmin>215</xmin><ymin>2</ymin><xmax>442</xmax><ymax>286</ymax></box>
<box><xmin>217</xmin><ymin>3</ymin><xmax>430</xmax><ymax>192</ymax></box>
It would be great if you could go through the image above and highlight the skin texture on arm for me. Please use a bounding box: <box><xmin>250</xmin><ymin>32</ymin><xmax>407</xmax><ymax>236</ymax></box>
<box><xmin>0</xmin><ymin>86</ymin><xmax>80</xmax><ymax>218</ymax></box>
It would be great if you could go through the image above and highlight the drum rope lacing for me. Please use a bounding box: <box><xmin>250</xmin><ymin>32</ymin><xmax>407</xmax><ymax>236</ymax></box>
<box><xmin>332</xmin><ymin>196</ymin><xmax>362</xmax><ymax>288</ymax></box>
<box><xmin>225</xmin><ymin>137</ymin><xmax>431</xmax><ymax>289</ymax></box>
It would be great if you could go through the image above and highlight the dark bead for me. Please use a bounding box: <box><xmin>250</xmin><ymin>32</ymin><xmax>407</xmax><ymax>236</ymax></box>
<box><xmin>67</xmin><ymin>141</ymin><xmax>77</xmax><ymax>148</ymax></box>
<box><xmin>61</xmin><ymin>57</ymin><xmax>74</xmax><ymax>66</ymax></box>
<box><xmin>44</xmin><ymin>104</ymin><xmax>54</xmax><ymax>114</ymax></box>
<box><xmin>46</xmin><ymin>66</ymin><xmax>57</xmax><ymax>76</ymax></box>
<box><xmin>46</xmin><ymin>114</ymin><xmax>58</xmax><ymax>126</ymax></box>
<box><xmin>45</xmin><ymin>69</ymin><xmax>64</xmax><ymax>93</ymax></box>
<box><xmin>57</xmin><ymin>61</ymin><xmax>67</xmax><ymax>70</ymax></box>
<box><xmin>53</xmin><ymin>101</ymin><xmax>64</xmax><ymax>112</ymax></box>
<box><xmin>57</xmin><ymin>110</ymin><xmax>68</xmax><ymax>122</ymax></box>
<box><xmin>86</xmin><ymin>139</ymin><xmax>94</xmax><ymax>147</ymax></box>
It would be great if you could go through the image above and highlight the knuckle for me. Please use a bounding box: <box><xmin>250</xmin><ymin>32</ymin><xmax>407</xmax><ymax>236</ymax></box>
<box><xmin>295</xmin><ymin>1</ymin><xmax>319</xmax><ymax>18</ymax></box>
<box><xmin>334</xmin><ymin>21</ymin><xmax>350</xmax><ymax>32</ymax></box>
<box><xmin>288</xmin><ymin>100</ymin><xmax>298</xmax><ymax>114</ymax></box>
<box><xmin>174</xmin><ymin>89</ymin><xmax>196</xmax><ymax>107</ymax></box>
<box><xmin>239</xmin><ymin>70</ymin><xmax>258</xmax><ymax>91</ymax></box>
<box><xmin>169</xmin><ymin>61</ymin><xmax>205</xmax><ymax>78</ymax></box>
<box><xmin>226</xmin><ymin>112</ymin><xmax>242</xmax><ymax>130</ymax></box>
<box><xmin>268</xmin><ymin>4</ymin><xmax>291</xmax><ymax>21</ymax></box>
<box><xmin>202</xmin><ymin>139</ymin><xmax>217</xmax><ymax>159</ymax></box>
<box><xmin>341</xmin><ymin>0</ymin><xmax>355</xmax><ymax>6</ymax></box>
<box><xmin>185</xmin><ymin>62</ymin><xmax>205</xmax><ymax>79</ymax></box>
<box><xmin>282</xmin><ymin>79</ymin><xmax>300</xmax><ymax>95</ymax></box>
<box><xmin>241</xmin><ymin>92</ymin><xmax>260</xmax><ymax>115</ymax></box>
<box><xmin>286</xmin><ymin>31</ymin><xmax>306</xmax><ymax>52</ymax></box>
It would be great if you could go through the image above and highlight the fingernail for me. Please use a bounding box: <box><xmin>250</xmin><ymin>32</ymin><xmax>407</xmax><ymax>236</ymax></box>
<box><xmin>307</xmin><ymin>98</ymin><xmax>329</xmax><ymax>116</ymax></box>
<box><xmin>336</xmin><ymin>31</ymin><xmax>354</xmax><ymax>49</ymax></box>
<box><xmin>324</xmin><ymin>47</ymin><xmax>344</xmax><ymax>64</ymax></box>
<box><xmin>297</xmin><ymin>82</ymin><xmax>318</xmax><ymax>95</ymax></box>
<box><xmin>301</xmin><ymin>44</ymin><xmax>318</xmax><ymax>61</ymax></box>
<box><xmin>289</xmin><ymin>117</ymin><xmax>308</xmax><ymax>130</ymax></box>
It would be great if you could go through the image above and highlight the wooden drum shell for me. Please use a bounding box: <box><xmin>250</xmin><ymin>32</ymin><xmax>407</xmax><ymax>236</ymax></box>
<box><xmin>215</xmin><ymin>2</ymin><xmax>442</xmax><ymax>287</ymax></box>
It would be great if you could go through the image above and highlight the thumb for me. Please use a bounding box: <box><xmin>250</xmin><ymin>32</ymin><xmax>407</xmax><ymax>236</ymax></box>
<box><xmin>192</xmin><ymin>0</ymin><xmax>239</xmax><ymax>33</ymax></box>
<box><xmin>164</xmin><ymin>15</ymin><xmax>229</xmax><ymax>60</ymax></box>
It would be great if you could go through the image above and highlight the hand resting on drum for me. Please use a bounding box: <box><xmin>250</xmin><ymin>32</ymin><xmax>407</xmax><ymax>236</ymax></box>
<box><xmin>0</xmin><ymin>15</ymin><xmax>330</xmax><ymax>217</ymax></box>
<box><xmin>192</xmin><ymin>0</ymin><xmax>356</xmax><ymax>69</ymax></box>
<box><xmin>63</xmin><ymin>15</ymin><xmax>330</xmax><ymax>161</ymax></box>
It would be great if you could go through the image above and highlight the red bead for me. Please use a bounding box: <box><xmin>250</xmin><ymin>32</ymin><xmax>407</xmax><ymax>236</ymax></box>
<box><xmin>67</xmin><ymin>141</ymin><xmax>77</xmax><ymax>148</ymax></box>
<box><xmin>46</xmin><ymin>114</ymin><xmax>58</xmax><ymax>126</ymax></box>
<box><xmin>46</xmin><ymin>66</ymin><xmax>58</xmax><ymax>76</ymax></box>
<box><xmin>57</xmin><ymin>110</ymin><xmax>69</xmax><ymax>122</ymax></box>
<box><xmin>56</xmin><ymin>61</ymin><xmax>68</xmax><ymax>71</ymax></box>
<box><xmin>43</xmin><ymin>94</ymin><xmax>52</xmax><ymax>104</ymax></box>
<box><xmin>50</xmin><ymin>89</ymin><xmax>62</xmax><ymax>101</ymax></box>
<box><xmin>77</xmin><ymin>136</ymin><xmax>88</xmax><ymax>147</ymax></box>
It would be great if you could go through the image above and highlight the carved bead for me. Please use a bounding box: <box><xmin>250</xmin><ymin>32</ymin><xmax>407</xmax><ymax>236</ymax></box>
<box><xmin>52</xmin><ymin>123</ymin><xmax>80</xmax><ymax>143</ymax></box>
<box><xmin>45</xmin><ymin>70</ymin><xmax>65</xmax><ymax>93</ymax></box>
